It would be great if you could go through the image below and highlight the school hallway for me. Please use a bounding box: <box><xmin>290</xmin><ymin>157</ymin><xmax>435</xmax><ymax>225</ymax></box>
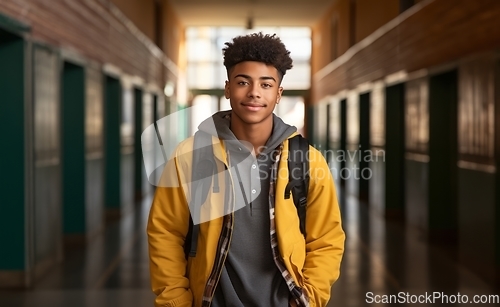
<box><xmin>0</xmin><ymin>186</ymin><xmax>497</xmax><ymax>306</ymax></box>
<box><xmin>1</xmin><ymin>0</ymin><xmax>500</xmax><ymax>306</ymax></box>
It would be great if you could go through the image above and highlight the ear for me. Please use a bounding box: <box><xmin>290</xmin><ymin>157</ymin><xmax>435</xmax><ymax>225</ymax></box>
<box><xmin>224</xmin><ymin>81</ymin><xmax>230</xmax><ymax>99</ymax></box>
<box><xmin>276</xmin><ymin>86</ymin><xmax>284</xmax><ymax>104</ymax></box>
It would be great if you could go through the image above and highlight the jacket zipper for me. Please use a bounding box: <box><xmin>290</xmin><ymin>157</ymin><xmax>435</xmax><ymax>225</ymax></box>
<box><xmin>205</xmin><ymin>212</ymin><xmax>234</xmax><ymax>307</ymax></box>
<box><xmin>202</xmin><ymin>157</ymin><xmax>236</xmax><ymax>306</ymax></box>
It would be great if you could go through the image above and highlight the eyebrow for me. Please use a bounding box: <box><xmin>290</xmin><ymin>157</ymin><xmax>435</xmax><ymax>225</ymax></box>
<box><xmin>234</xmin><ymin>74</ymin><xmax>277</xmax><ymax>82</ymax></box>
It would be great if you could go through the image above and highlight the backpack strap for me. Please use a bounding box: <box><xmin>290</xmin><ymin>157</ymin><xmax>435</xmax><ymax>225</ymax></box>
<box><xmin>186</xmin><ymin>131</ymin><xmax>219</xmax><ymax>258</ymax></box>
<box><xmin>284</xmin><ymin>135</ymin><xmax>310</xmax><ymax>237</ymax></box>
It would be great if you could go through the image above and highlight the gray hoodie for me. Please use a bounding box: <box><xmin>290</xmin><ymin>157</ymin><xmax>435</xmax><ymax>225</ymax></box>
<box><xmin>198</xmin><ymin>110</ymin><xmax>296</xmax><ymax>307</ymax></box>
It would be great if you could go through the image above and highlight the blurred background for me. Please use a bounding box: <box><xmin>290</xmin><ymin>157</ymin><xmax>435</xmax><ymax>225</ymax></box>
<box><xmin>1</xmin><ymin>0</ymin><xmax>500</xmax><ymax>306</ymax></box>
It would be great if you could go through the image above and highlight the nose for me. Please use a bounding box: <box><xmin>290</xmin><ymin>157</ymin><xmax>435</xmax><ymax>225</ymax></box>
<box><xmin>247</xmin><ymin>83</ymin><xmax>261</xmax><ymax>99</ymax></box>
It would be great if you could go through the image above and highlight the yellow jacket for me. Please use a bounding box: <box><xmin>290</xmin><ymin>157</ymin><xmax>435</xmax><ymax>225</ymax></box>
<box><xmin>147</xmin><ymin>133</ymin><xmax>345</xmax><ymax>307</ymax></box>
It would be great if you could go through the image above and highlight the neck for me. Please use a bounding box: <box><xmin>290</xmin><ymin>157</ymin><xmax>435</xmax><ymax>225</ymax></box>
<box><xmin>230</xmin><ymin>116</ymin><xmax>273</xmax><ymax>154</ymax></box>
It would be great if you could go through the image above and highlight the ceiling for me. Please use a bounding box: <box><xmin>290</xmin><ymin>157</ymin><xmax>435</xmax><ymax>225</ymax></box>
<box><xmin>167</xmin><ymin>0</ymin><xmax>335</xmax><ymax>27</ymax></box>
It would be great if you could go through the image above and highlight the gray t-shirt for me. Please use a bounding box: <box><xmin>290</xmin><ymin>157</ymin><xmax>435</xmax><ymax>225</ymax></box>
<box><xmin>198</xmin><ymin>111</ymin><xmax>296</xmax><ymax>307</ymax></box>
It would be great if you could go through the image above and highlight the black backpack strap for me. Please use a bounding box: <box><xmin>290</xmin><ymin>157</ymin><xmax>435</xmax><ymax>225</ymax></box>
<box><xmin>186</xmin><ymin>131</ymin><xmax>218</xmax><ymax>258</ymax></box>
<box><xmin>284</xmin><ymin>135</ymin><xmax>310</xmax><ymax>237</ymax></box>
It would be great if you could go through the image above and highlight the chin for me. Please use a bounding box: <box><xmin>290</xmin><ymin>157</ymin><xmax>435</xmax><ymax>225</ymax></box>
<box><xmin>232</xmin><ymin>108</ymin><xmax>273</xmax><ymax>125</ymax></box>
<box><xmin>243</xmin><ymin>115</ymin><xmax>273</xmax><ymax>125</ymax></box>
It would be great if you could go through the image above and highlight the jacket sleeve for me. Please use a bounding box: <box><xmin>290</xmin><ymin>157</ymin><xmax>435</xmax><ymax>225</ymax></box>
<box><xmin>147</xmin><ymin>151</ymin><xmax>193</xmax><ymax>307</ymax></box>
<box><xmin>302</xmin><ymin>148</ymin><xmax>345</xmax><ymax>307</ymax></box>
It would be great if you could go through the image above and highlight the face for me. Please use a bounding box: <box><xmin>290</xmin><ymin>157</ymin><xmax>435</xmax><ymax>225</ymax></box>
<box><xmin>224</xmin><ymin>61</ymin><xmax>283</xmax><ymax>127</ymax></box>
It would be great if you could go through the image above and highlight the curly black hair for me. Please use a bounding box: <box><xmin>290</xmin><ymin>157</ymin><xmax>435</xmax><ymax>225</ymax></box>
<box><xmin>222</xmin><ymin>32</ymin><xmax>293</xmax><ymax>81</ymax></box>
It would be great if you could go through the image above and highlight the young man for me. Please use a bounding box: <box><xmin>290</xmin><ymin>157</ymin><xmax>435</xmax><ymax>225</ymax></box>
<box><xmin>147</xmin><ymin>32</ymin><xmax>345</xmax><ymax>307</ymax></box>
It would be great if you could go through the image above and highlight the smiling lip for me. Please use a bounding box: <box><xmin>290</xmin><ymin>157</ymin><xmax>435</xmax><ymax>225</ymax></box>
<box><xmin>241</xmin><ymin>103</ymin><xmax>265</xmax><ymax>111</ymax></box>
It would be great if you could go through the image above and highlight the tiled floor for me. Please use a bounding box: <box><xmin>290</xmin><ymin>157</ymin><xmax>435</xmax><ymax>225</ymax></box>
<box><xmin>0</xmin><ymin>189</ymin><xmax>498</xmax><ymax>306</ymax></box>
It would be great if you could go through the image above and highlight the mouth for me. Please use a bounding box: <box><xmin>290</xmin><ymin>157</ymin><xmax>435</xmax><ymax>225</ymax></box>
<box><xmin>241</xmin><ymin>102</ymin><xmax>265</xmax><ymax>111</ymax></box>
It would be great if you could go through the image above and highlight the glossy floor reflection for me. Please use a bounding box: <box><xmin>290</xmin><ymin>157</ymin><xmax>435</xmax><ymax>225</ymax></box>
<box><xmin>0</xmin><ymin>189</ymin><xmax>498</xmax><ymax>306</ymax></box>
<box><xmin>329</xmin><ymin>189</ymin><xmax>498</xmax><ymax>307</ymax></box>
<box><xmin>0</xmin><ymin>196</ymin><xmax>155</xmax><ymax>307</ymax></box>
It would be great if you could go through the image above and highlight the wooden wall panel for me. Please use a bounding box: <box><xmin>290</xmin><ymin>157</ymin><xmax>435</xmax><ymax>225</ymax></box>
<box><xmin>355</xmin><ymin>0</ymin><xmax>399</xmax><ymax>43</ymax></box>
<box><xmin>162</xmin><ymin>0</ymin><xmax>183</xmax><ymax>68</ymax></box>
<box><xmin>346</xmin><ymin>91</ymin><xmax>359</xmax><ymax>146</ymax></box>
<box><xmin>405</xmin><ymin>78</ymin><xmax>429</xmax><ymax>154</ymax></box>
<box><xmin>311</xmin><ymin>0</ymin><xmax>351</xmax><ymax>75</ymax></box>
<box><xmin>32</xmin><ymin>45</ymin><xmax>63</xmax><ymax>277</ymax></box>
<box><xmin>458</xmin><ymin>56</ymin><xmax>496</xmax><ymax>165</ymax></box>
<box><xmin>112</xmin><ymin>0</ymin><xmax>156</xmax><ymax>42</ymax></box>
<box><xmin>370</xmin><ymin>81</ymin><xmax>385</xmax><ymax>148</ymax></box>
<box><xmin>328</xmin><ymin>97</ymin><xmax>341</xmax><ymax>148</ymax></box>
<box><xmin>33</xmin><ymin>46</ymin><xmax>60</xmax><ymax>165</ymax></box>
<box><xmin>312</xmin><ymin>0</ymin><xmax>500</xmax><ymax>104</ymax></box>
<box><xmin>86</xmin><ymin>64</ymin><xmax>104</xmax><ymax>157</ymax></box>
<box><xmin>0</xmin><ymin>0</ymin><xmax>181</xmax><ymax>88</ymax></box>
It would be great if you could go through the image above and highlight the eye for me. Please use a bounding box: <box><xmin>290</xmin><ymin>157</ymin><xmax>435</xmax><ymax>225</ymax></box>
<box><xmin>237</xmin><ymin>81</ymin><xmax>249</xmax><ymax>86</ymax></box>
<box><xmin>262</xmin><ymin>83</ymin><xmax>272</xmax><ymax>88</ymax></box>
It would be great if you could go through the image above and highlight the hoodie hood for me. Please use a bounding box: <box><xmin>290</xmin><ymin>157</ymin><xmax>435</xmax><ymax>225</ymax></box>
<box><xmin>198</xmin><ymin>110</ymin><xmax>297</xmax><ymax>154</ymax></box>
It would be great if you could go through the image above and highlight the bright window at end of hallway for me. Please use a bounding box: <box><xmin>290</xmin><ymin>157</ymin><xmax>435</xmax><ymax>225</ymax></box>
<box><xmin>185</xmin><ymin>26</ymin><xmax>311</xmax><ymax>135</ymax></box>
